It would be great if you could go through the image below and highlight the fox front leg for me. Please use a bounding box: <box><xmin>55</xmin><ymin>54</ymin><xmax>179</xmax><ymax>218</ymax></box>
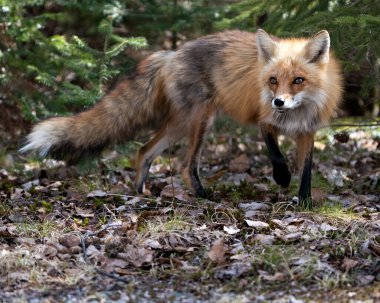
<box><xmin>260</xmin><ymin>125</ymin><xmax>291</xmax><ymax>188</ymax></box>
<box><xmin>296</xmin><ymin>133</ymin><xmax>314</xmax><ymax>209</ymax></box>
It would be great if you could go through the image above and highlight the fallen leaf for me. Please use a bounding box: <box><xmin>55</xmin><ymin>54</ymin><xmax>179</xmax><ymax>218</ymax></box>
<box><xmin>110</xmin><ymin>182</ymin><xmax>130</xmax><ymax>194</ymax></box>
<box><xmin>253</xmin><ymin>183</ymin><xmax>269</xmax><ymax>192</ymax></box>
<box><xmin>74</xmin><ymin>207</ymin><xmax>95</xmax><ymax>218</ymax></box>
<box><xmin>8</xmin><ymin>271</ymin><xmax>30</xmax><ymax>282</ymax></box>
<box><xmin>320</xmin><ymin>223</ymin><xmax>338</xmax><ymax>232</ymax></box>
<box><xmin>208</xmin><ymin>238</ymin><xmax>227</xmax><ymax>265</ymax></box>
<box><xmin>87</xmin><ymin>190</ymin><xmax>107</xmax><ymax>198</ymax></box>
<box><xmin>10</xmin><ymin>188</ymin><xmax>24</xmax><ymax>200</ymax></box>
<box><xmin>14</xmin><ymin>237</ymin><xmax>36</xmax><ymax>246</ymax></box>
<box><xmin>85</xmin><ymin>244</ymin><xmax>100</xmax><ymax>257</ymax></box>
<box><xmin>144</xmin><ymin>239</ymin><xmax>162</xmax><ymax>249</ymax></box>
<box><xmin>229</xmin><ymin>154</ymin><xmax>251</xmax><ymax>173</ymax></box>
<box><xmin>356</xmin><ymin>274</ymin><xmax>375</xmax><ymax>286</ymax></box>
<box><xmin>0</xmin><ymin>225</ymin><xmax>18</xmax><ymax>238</ymax></box>
<box><xmin>118</xmin><ymin>245</ymin><xmax>154</xmax><ymax>267</ymax></box>
<box><xmin>43</xmin><ymin>245</ymin><xmax>58</xmax><ymax>257</ymax></box>
<box><xmin>223</xmin><ymin>225</ymin><xmax>240</xmax><ymax>235</ymax></box>
<box><xmin>281</xmin><ymin>232</ymin><xmax>303</xmax><ymax>242</ymax></box>
<box><xmin>342</xmin><ymin>258</ymin><xmax>359</xmax><ymax>272</ymax></box>
<box><xmin>271</xmin><ymin>219</ymin><xmax>287</xmax><ymax>228</ymax></box>
<box><xmin>368</xmin><ymin>241</ymin><xmax>380</xmax><ymax>255</ymax></box>
<box><xmin>239</xmin><ymin>201</ymin><xmax>271</xmax><ymax>211</ymax></box>
<box><xmin>46</xmin><ymin>181</ymin><xmax>62</xmax><ymax>189</ymax></box>
<box><xmin>125</xmin><ymin>196</ymin><xmax>142</xmax><ymax>205</ymax></box>
<box><xmin>245</xmin><ymin>220</ymin><xmax>269</xmax><ymax>229</ymax></box>
<box><xmin>258</xmin><ymin>270</ymin><xmax>287</xmax><ymax>281</ymax></box>
<box><xmin>254</xmin><ymin>234</ymin><xmax>274</xmax><ymax>245</ymax></box>
<box><xmin>160</xmin><ymin>183</ymin><xmax>190</xmax><ymax>201</ymax></box>
<box><xmin>22</xmin><ymin>179</ymin><xmax>39</xmax><ymax>191</ymax></box>
<box><xmin>59</xmin><ymin>234</ymin><xmax>81</xmax><ymax>248</ymax></box>
<box><xmin>230</xmin><ymin>253</ymin><xmax>250</xmax><ymax>261</ymax></box>
<box><xmin>106</xmin><ymin>258</ymin><xmax>129</xmax><ymax>268</ymax></box>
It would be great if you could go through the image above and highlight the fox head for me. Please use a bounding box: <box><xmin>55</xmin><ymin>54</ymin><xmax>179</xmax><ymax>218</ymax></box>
<box><xmin>256</xmin><ymin>29</ymin><xmax>331</xmax><ymax>114</ymax></box>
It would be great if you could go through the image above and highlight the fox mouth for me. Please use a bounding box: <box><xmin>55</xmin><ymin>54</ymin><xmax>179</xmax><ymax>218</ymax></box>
<box><xmin>274</xmin><ymin>108</ymin><xmax>290</xmax><ymax>114</ymax></box>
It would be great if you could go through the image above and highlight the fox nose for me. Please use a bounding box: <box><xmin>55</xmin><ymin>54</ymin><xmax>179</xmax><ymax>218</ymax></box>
<box><xmin>274</xmin><ymin>98</ymin><xmax>285</xmax><ymax>107</ymax></box>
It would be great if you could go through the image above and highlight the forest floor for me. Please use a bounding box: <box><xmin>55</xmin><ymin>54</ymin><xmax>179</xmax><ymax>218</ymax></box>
<box><xmin>0</xmin><ymin>119</ymin><xmax>379</xmax><ymax>303</ymax></box>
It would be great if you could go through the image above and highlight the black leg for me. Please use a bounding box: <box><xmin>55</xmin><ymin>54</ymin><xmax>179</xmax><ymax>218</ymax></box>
<box><xmin>298</xmin><ymin>147</ymin><xmax>313</xmax><ymax>209</ymax></box>
<box><xmin>261</xmin><ymin>125</ymin><xmax>291</xmax><ymax>188</ymax></box>
<box><xmin>296</xmin><ymin>133</ymin><xmax>314</xmax><ymax>209</ymax></box>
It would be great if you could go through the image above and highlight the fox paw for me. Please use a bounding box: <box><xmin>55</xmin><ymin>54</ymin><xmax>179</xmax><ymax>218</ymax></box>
<box><xmin>195</xmin><ymin>186</ymin><xmax>207</xmax><ymax>199</ymax></box>
<box><xmin>273</xmin><ymin>162</ymin><xmax>291</xmax><ymax>188</ymax></box>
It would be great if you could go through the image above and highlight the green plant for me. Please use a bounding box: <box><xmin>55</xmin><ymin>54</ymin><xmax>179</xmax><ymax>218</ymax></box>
<box><xmin>0</xmin><ymin>0</ymin><xmax>146</xmax><ymax>122</ymax></box>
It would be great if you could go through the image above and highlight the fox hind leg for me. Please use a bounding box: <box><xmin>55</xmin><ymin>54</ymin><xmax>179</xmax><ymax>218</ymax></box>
<box><xmin>182</xmin><ymin>107</ymin><xmax>215</xmax><ymax>198</ymax></box>
<box><xmin>135</xmin><ymin>116</ymin><xmax>186</xmax><ymax>194</ymax></box>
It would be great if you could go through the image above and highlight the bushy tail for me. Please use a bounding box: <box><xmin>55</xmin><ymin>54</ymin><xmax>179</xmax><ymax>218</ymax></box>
<box><xmin>20</xmin><ymin>51</ymin><xmax>172</xmax><ymax>164</ymax></box>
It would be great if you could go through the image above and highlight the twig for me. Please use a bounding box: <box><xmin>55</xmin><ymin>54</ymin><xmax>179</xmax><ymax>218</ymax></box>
<box><xmin>95</xmin><ymin>268</ymin><xmax>131</xmax><ymax>284</ymax></box>
<box><xmin>327</xmin><ymin>122</ymin><xmax>380</xmax><ymax>128</ymax></box>
<box><xmin>81</xmin><ymin>215</ymin><xmax>123</xmax><ymax>262</ymax></box>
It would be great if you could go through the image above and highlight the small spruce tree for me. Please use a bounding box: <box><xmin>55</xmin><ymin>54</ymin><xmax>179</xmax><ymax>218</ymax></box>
<box><xmin>0</xmin><ymin>0</ymin><xmax>147</xmax><ymax>124</ymax></box>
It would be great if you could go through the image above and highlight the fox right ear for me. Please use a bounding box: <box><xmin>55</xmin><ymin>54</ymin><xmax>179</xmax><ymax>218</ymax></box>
<box><xmin>256</xmin><ymin>29</ymin><xmax>276</xmax><ymax>62</ymax></box>
<box><xmin>304</xmin><ymin>30</ymin><xmax>330</xmax><ymax>64</ymax></box>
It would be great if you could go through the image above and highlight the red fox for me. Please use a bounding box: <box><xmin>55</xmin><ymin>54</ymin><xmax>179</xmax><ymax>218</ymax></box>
<box><xmin>20</xmin><ymin>29</ymin><xmax>343</xmax><ymax>208</ymax></box>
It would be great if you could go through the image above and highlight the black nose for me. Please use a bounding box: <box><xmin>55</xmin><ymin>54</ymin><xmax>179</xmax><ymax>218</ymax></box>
<box><xmin>274</xmin><ymin>98</ymin><xmax>284</xmax><ymax>107</ymax></box>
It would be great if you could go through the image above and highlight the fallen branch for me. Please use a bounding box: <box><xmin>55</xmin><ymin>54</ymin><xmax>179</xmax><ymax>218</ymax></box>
<box><xmin>81</xmin><ymin>211</ymin><xmax>122</xmax><ymax>262</ymax></box>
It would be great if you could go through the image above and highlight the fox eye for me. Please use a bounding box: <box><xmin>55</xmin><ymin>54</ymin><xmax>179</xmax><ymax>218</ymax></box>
<box><xmin>269</xmin><ymin>77</ymin><xmax>277</xmax><ymax>84</ymax></box>
<box><xmin>293</xmin><ymin>77</ymin><xmax>304</xmax><ymax>84</ymax></box>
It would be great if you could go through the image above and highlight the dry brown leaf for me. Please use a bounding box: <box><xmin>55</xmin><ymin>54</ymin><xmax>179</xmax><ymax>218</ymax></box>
<box><xmin>0</xmin><ymin>225</ymin><xmax>18</xmax><ymax>238</ymax></box>
<box><xmin>253</xmin><ymin>183</ymin><xmax>269</xmax><ymax>192</ymax></box>
<box><xmin>160</xmin><ymin>183</ymin><xmax>190</xmax><ymax>201</ymax></box>
<box><xmin>368</xmin><ymin>241</ymin><xmax>380</xmax><ymax>255</ymax></box>
<box><xmin>282</xmin><ymin>232</ymin><xmax>303</xmax><ymax>242</ymax></box>
<box><xmin>229</xmin><ymin>154</ymin><xmax>251</xmax><ymax>173</ymax></box>
<box><xmin>43</xmin><ymin>245</ymin><xmax>58</xmax><ymax>257</ymax></box>
<box><xmin>356</xmin><ymin>274</ymin><xmax>375</xmax><ymax>286</ymax></box>
<box><xmin>208</xmin><ymin>238</ymin><xmax>227</xmax><ymax>265</ymax></box>
<box><xmin>68</xmin><ymin>246</ymin><xmax>81</xmax><ymax>254</ymax></box>
<box><xmin>118</xmin><ymin>245</ymin><xmax>154</xmax><ymax>267</ymax></box>
<box><xmin>106</xmin><ymin>258</ymin><xmax>129</xmax><ymax>268</ymax></box>
<box><xmin>258</xmin><ymin>270</ymin><xmax>287</xmax><ymax>281</ymax></box>
<box><xmin>254</xmin><ymin>234</ymin><xmax>274</xmax><ymax>245</ymax></box>
<box><xmin>85</xmin><ymin>244</ymin><xmax>100</xmax><ymax>257</ymax></box>
<box><xmin>10</xmin><ymin>188</ymin><xmax>24</xmax><ymax>200</ymax></box>
<box><xmin>271</xmin><ymin>219</ymin><xmax>287</xmax><ymax>228</ymax></box>
<box><xmin>59</xmin><ymin>234</ymin><xmax>81</xmax><ymax>248</ymax></box>
<box><xmin>342</xmin><ymin>258</ymin><xmax>359</xmax><ymax>272</ymax></box>
<box><xmin>75</xmin><ymin>208</ymin><xmax>95</xmax><ymax>218</ymax></box>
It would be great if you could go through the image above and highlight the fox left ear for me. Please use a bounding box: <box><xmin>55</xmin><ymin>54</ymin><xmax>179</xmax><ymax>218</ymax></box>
<box><xmin>304</xmin><ymin>30</ymin><xmax>330</xmax><ymax>64</ymax></box>
<box><xmin>256</xmin><ymin>29</ymin><xmax>277</xmax><ymax>62</ymax></box>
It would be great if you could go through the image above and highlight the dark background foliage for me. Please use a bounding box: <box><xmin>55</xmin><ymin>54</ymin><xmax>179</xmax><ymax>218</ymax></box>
<box><xmin>0</xmin><ymin>0</ymin><xmax>379</xmax><ymax>146</ymax></box>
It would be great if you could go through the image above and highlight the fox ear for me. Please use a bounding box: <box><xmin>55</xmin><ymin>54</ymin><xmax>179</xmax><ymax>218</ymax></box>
<box><xmin>304</xmin><ymin>30</ymin><xmax>330</xmax><ymax>64</ymax></box>
<box><xmin>256</xmin><ymin>29</ymin><xmax>276</xmax><ymax>62</ymax></box>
